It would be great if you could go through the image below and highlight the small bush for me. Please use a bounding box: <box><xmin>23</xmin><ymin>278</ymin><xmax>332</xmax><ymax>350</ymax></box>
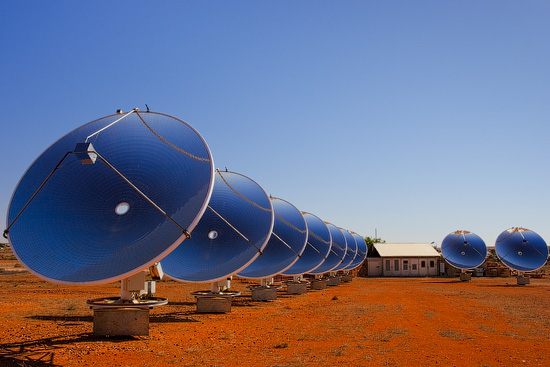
<box><xmin>274</xmin><ymin>342</ymin><xmax>288</xmax><ymax>349</ymax></box>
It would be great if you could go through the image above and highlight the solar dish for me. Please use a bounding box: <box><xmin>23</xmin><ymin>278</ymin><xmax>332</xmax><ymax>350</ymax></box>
<box><xmin>5</xmin><ymin>110</ymin><xmax>214</xmax><ymax>284</ymax></box>
<box><xmin>282</xmin><ymin>212</ymin><xmax>331</xmax><ymax>276</ymax></box>
<box><xmin>161</xmin><ymin>170</ymin><xmax>274</xmax><ymax>283</ymax></box>
<box><xmin>310</xmin><ymin>223</ymin><xmax>347</xmax><ymax>274</ymax></box>
<box><xmin>331</xmin><ymin>229</ymin><xmax>357</xmax><ymax>271</ymax></box>
<box><xmin>495</xmin><ymin>227</ymin><xmax>548</xmax><ymax>272</ymax></box>
<box><xmin>441</xmin><ymin>230</ymin><xmax>487</xmax><ymax>270</ymax></box>
<box><xmin>237</xmin><ymin>197</ymin><xmax>307</xmax><ymax>279</ymax></box>
<box><xmin>343</xmin><ymin>232</ymin><xmax>367</xmax><ymax>270</ymax></box>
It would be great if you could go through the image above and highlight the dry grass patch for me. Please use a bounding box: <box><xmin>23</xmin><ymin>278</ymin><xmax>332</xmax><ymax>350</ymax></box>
<box><xmin>438</xmin><ymin>329</ymin><xmax>472</xmax><ymax>341</ymax></box>
<box><xmin>371</xmin><ymin>327</ymin><xmax>409</xmax><ymax>342</ymax></box>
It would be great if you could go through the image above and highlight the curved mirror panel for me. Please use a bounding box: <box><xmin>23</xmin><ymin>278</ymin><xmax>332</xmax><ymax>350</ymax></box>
<box><xmin>7</xmin><ymin>111</ymin><xmax>214</xmax><ymax>284</ymax></box>
<box><xmin>282</xmin><ymin>212</ymin><xmax>331</xmax><ymax>276</ymax></box>
<box><xmin>332</xmin><ymin>229</ymin><xmax>357</xmax><ymax>271</ymax></box>
<box><xmin>310</xmin><ymin>223</ymin><xmax>347</xmax><ymax>274</ymax></box>
<box><xmin>161</xmin><ymin>170</ymin><xmax>273</xmax><ymax>283</ymax></box>
<box><xmin>237</xmin><ymin>197</ymin><xmax>307</xmax><ymax>279</ymax></box>
<box><xmin>441</xmin><ymin>230</ymin><xmax>487</xmax><ymax>270</ymax></box>
<box><xmin>495</xmin><ymin>227</ymin><xmax>548</xmax><ymax>272</ymax></box>
<box><xmin>344</xmin><ymin>232</ymin><xmax>367</xmax><ymax>270</ymax></box>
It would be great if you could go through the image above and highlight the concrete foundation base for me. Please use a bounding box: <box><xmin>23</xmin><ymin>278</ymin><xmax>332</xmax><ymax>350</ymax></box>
<box><xmin>93</xmin><ymin>308</ymin><xmax>149</xmax><ymax>336</ymax></box>
<box><xmin>340</xmin><ymin>274</ymin><xmax>353</xmax><ymax>282</ymax></box>
<box><xmin>251</xmin><ymin>286</ymin><xmax>278</xmax><ymax>301</ymax></box>
<box><xmin>460</xmin><ymin>273</ymin><xmax>472</xmax><ymax>282</ymax></box>
<box><xmin>309</xmin><ymin>279</ymin><xmax>327</xmax><ymax>290</ymax></box>
<box><xmin>517</xmin><ymin>276</ymin><xmax>530</xmax><ymax>285</ymax></box>
<box><xmin>286</xmin><ymin>282</ymin><xmax>308</xmax><ymax>295</ymax></box>
<box><xmin>326</xmin><ymin>276</ymin><xmax>341</xmax><ymax>286</ymax></box>
<box><xmin>196</xmin><ymin>296</ymin><xmax>232</xmax><ymax>313</ymax></box>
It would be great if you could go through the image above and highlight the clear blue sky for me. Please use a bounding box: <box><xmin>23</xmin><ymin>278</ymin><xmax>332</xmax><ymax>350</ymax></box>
<box><xmin>1</xmin><ymin>1</ymin><xmax>549</xmax><ymax>247</ymax></box>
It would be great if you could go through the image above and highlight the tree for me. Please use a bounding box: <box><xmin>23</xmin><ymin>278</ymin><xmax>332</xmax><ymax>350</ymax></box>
<box><xmin>364</xmin><ymin>236</ymin><xmax>385</xmax><ymax>256</ymax></box>
<box><xmin>357</xmin><ymin>236</ymin><xmax>385</xmax><ymax>277</ymax></box>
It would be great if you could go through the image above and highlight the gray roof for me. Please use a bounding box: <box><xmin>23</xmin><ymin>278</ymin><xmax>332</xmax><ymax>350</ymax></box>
<box><xmin>374</xmin><ymin>243</ymin><xmax>440</xmax><ymax>257</ymax></box>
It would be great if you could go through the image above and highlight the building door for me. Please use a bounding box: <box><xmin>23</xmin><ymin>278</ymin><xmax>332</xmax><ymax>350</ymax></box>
<box><xmin>385</xmin><ymin>259</ymin><xmax>390</xmax><ymax>275</ymax></box>
<box><xmin>419</xmin><ymin>259</ymin><xmax>428</xmax><ymax>276</ymax></box>
<box><xmin>410</xmin><ymin>259</ymin><xmax>419</xmax><ymax>276</ymax></box>
<box><xmin>402</xmin><ymin>259</ymin><xmax>413</xmax><ymax>276</ymax></box>
<box><xmin>367</xmin><ymin>258</ymin><xmax>383</xmax><ymax>276</ymax></box>
<box><xmin>394</xmin><ymin>259</ymin><xmax>400</xmax><ymax>276</ymax></box>
<box><xmin>428</xmin><ymin>259</ymin><xmax>437</xmax><ymax>276</ymax></box>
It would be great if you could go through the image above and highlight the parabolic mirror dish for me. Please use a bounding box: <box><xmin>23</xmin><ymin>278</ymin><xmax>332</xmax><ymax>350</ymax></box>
<box><xmin>6</xmin><ymin>110</ymin><xmax>214</xmax><ymax>284</ymax></box>
<box><xmin>237</xmin><ymin>197</ymin><xmax>307</xmax><ymax>279</ymax></box>
<box><xmin>344</xmin><ymin>233</ymin><xmax>367</xmax><ymax>270</ymax></box>
<box><xmin>441</xmin><ymin>230</ymin><xmax>487</xmax><ymax>270</ymax></box>
<box><xmin>495</xmin><ymin>227</ymin><xmax>548</xmax><ymax>272</ymax></box>
<box><xmin>310</xmin><ymin>223</ymin><xmax>347</xmax><ymax>274</ymax></box>
<box><xmin>161</xmin><ymin>170</ymin><xmax>274</xmax><ymax>283</ymax></box>
<box><xmin>282</xmin><ymin>212</ymin><xmax>331</xmax><ymax>276</ymax></box>
<box><xmin>332</xmin><ymin>229</ymin><xmax>357</xmax><ymax>271</ymax></box>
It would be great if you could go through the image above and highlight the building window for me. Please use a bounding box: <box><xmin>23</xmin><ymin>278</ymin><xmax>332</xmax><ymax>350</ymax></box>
<box><xmin>429</xmin><ymin>260</ymin><xmax>435</xmax><ymax>268</ymax></box>
<box><xmin>385</xmin><ymin>260</ymin><xmax>390</xmax><ymax>271</ymax></box>
<box><xmin>421</xmin><ymin>260</ymin><xmax>426</xmax><ymax>268</ymax></box>
<box><xmin>403</xmin><ymin>260</ymin><xmax>408</xmax><ymax>270</ymax></box>
<box><xmin>394</xmin><ymin>259</ymin><xmax>400</xmax><ymax>272</ymax></box>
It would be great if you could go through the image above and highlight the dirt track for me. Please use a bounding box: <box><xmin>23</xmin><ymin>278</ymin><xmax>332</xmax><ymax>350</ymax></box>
<box><xmin>1</xmin><ymin>262</ymin><xmax>549</xmax><ymax>367</ymax></box>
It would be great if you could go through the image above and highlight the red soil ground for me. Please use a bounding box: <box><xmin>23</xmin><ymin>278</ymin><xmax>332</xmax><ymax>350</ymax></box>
<box><xmin>1</xmin><ymin>248</ymin><xmax>549</xmax><ymax>367</ymax></box>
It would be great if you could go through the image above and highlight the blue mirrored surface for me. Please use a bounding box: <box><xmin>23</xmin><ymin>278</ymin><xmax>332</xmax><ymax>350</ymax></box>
<box><xmin>441</xmin><ymin>230</ymin><xmax>487</xmax><ymax>270</ymax></box>
<box><xmin>310</xmin><ymin>223</ymin><xmax>347</xmax><ymax>274</ymax></box>
<box><xmin>161</xmin><ymin>170</ymin><xmax>274</xmax><ymax>283</ymax></box>
<box><xmin>344</xmin><ymin>233</ymin><xmax>367</xmax><ymax>270</ymax></box>
<box><xmin>495</xmin><ymin>227</ymin><xmax>548</xmax><ymax>272</ymax></box>
<box><xmin>237</xmin><ymin>197</ymin><xmax>307</xmax><ymax>279</ymax></box>
<box><xmin>282</xmin><ymin>212</ymin><xmax>331</xmax><ymax>276</ymax></box>
<box><xmin>7</xmin><ymin>111</ymin><xmax>214</xmax><ymax>284</ymax></box>
<box><xmin>332</xmin><ymin>229</ymin><xmax>357</xmax><ymax>271</ymax></box>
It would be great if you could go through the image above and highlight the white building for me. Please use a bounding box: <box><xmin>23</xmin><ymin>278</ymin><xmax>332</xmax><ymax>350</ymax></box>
<box><xmin>367</xmin><ymin>243</ymin><xmax>441</xmax><ymax>277</ymax></box>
